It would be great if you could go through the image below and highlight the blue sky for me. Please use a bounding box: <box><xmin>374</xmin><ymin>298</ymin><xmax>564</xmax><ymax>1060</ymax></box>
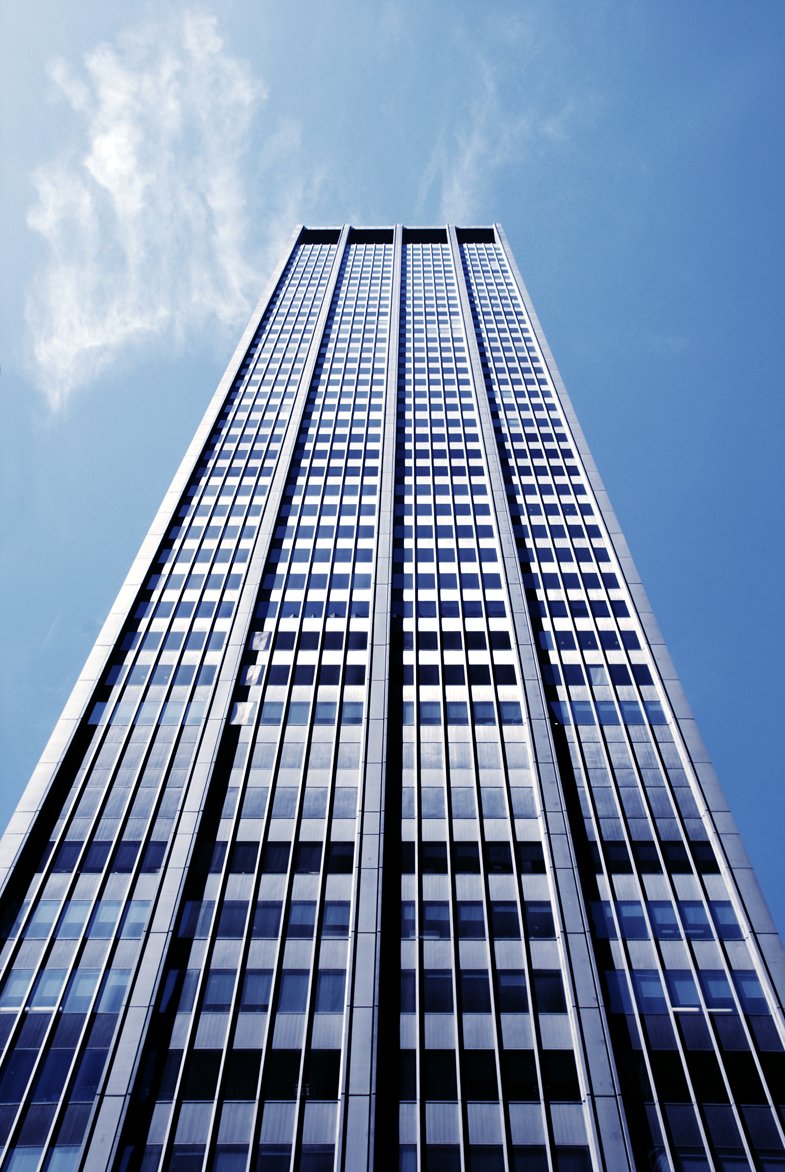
<box><xmin>2</xmin><ymin>1</ymin><xmax>784</xmax><ymax>933</ymax></box>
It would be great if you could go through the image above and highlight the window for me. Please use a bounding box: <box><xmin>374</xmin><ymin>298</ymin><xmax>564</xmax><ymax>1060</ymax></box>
<box><xmin>287</xmin><ymin>901</ymin><xmax>316</xmax><ymax>938</ymax></box>
<box><xmin>318</xmin><ymin>900</ymin><xmax>349</xmax><ymax>937</ymax></box>
<box><xmin>497</xmin><ymin>971</ymin><xmax>528</xmax><ymax>1013</ymax></box>
<box><xmin>422</xmin><ymin>902</ymin><xmax>450</xmax><ymax>938</ymax></box>
<box><xmin>541</xmin><ymin>1052</ymin><xmax>581</xmax><ymax>1101</ymax></box>
<box><xmin>24</xmin><ymin>900</ymin><xmax>58</xmax><ymax>939</ymax></box>
<box><xmin>491</xmin><ymin>901</ymin><xmax>520</xmax><ymax>939</ymax></box>
<box><xmin>63</xmin><ymin>968</ymin><xmax>99</xmax><ymax>1014</ymax></box>
<box><xmin>460</xmin><ymin>970</ymin><xmax>492</xmax><ymax>1013</ymax></box>
<box><xmin>516</xmin><ymin>842</ymin><xmax>545</xmax><ymax>873</ymax></box>
<box><xmin>252</xmin><ymin>901</ymin><xmax>282</xmax><ymax>938</ymax></box>
<box><xmin>678</xmin><ymin>901</ymin><xmax>712</xmax><ymax>940</ymax></box>
<box><xmin>401</xmin><ymin>970</ymin><xmax>416</xmax><ymax>1013</ymax></box>
<box><xmin>461</xmin><ymin>1051</ymin><xmax>498</xmax><ymax>1101</ymax></box>
<box><xmin>241</xmin><ymin>970</ymin><xmax>272</xmax><ymax>1012</ymax></box>
<box><xmin>665</xmin><ymin>970</ymin><xmax>700</xmax><ymax>1010</ymax></box>
<box><xmin>204</xmin><ymin>970</ymin><xmax>235</xmax><ymax>1011</ymax></box>
<box><xmin>423</xmin><ymin>970</ymin><xmax>454</xmax><ymax>1013</ymax></box>
<box><xmin>533</xmin><ymin>971</ymin><xmax>566</xmax><ymax>1013</ymax></box>
<box><xmin>422</xmin><ymin>1051</ymin><xmax>457</xmax><ymax>1101</ymax></box>
<box><xmin>617</xmin><ymin>901</ymin><xmax>648</xmax><ymax>940</ymax></box>
<box><xmin>524</xmin><ymin>901</ymin><xmax>555</xmax><ymax>939</ymax></box>
<box><xmin>456</xmin><ymin>902</ymin><xmax>485</xmax><ymax>939</ymax></box>
<box><xmin>709</xmin><ymin>901</ymin><xmax>743</xmax><ymax>941</ymax></box>
<box><xmin>98</xmin><ymin>968</ymin><xmax>131</xmax><ymax>1013</ymax></box>
<box><xmin>632</xmin><ymin>970</ymin><xmax>667</xmax><ymax>1014</ymax></box>
<box><xmin>732</xmin><ymin>971</ymin><xmax>767</xmax><ymax>1015</ymax></box>
<box><xmin>57</xmin><ymin>900</ymin><xmax>90</xmax><ymax>939</ymax></box>
<box><xmin>648</xmin><ymin>901</ymin><xmax>680</xmax><ymax>940</ymax></box>
<box><xmin>699</xmin><ymin>970</ymin><xmax>734</xmax><ymax>1010</ymax></box>
<box><xmin>217</xmin><ymin>901</ymin><xmax>247</xmax><ymax>938</ymax></box>
<box><xmin>278</xmin><ymin>970</ymin><xmax>309</xmax><ymax>1013</ymax></box>
<box><xmin>304</xmin><ymin>1053</ymin><xmax>340</xmax><ymax>1100</ymax></box>
<box><xmin>315</xmin><ymin>970</ymin><xmax>346</xmax><ymax>1013</ymax></box>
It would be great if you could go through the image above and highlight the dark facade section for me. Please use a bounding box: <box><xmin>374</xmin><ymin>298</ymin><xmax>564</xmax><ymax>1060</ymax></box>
<box><xmin>0</xmin><ymin>226</ymin><xmax>783</xmax><ymax>1172</ymax></box>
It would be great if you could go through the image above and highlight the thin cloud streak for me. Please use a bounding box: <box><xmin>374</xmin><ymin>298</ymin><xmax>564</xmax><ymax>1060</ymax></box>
<box><xmin>26</xmin><ymin>9</ymin><xmax>298</xmax><ymax>410</ymax></box>
<box><xmin>419</xmin><ymin>18</ymin><xmax>589</xmax><ymax>225</ymax></box>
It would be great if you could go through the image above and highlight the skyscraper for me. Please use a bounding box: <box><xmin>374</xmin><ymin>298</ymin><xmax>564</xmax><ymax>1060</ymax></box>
<box><xmin>1</xmin><ymin>223</ymin><xmax>783</xmax><ymax>1172</ymax></box>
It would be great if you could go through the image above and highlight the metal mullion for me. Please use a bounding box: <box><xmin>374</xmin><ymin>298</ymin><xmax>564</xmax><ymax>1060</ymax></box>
<box><xmin>667</xmin><ymin>937</ymin><xmax>764</xmax><ymax>1169</ymax></box>
<box><xmin>472</xmin><ymin>710</ymin><xmax>553</xmax><ymax>1172</ymax></box>
<box><xmin>2</xmin><ymin>720</ymin><xmax>138</xmax><ymax>957</ymax></box>
<box><xmin>1</xmin><ymin>928</ymin><xmax>122</xmax><ymax>1166</ymax></box>
<box><xmin>0</xmin><ymin>235</ymin><xmax>312</xmax><ymax>928</ymax></box>
<box><xmin>154</xmin><ymin>725</ymin><xmax>275</xmax><ymax>1167</ymax></box>
<box><xmin>229</xmin><ymin>426</ymin><xmax>336</xmax><ymax>1165</ymax></box>
<box><xmin>144</xmin><ymin>267</ymin><xmax>333</xmax><ymax>678</ymax></box>
<box><xmin>0</xmin><ymin>614</ymin><xmax>181</xmax><ymax>959</ymax></box>
<box><xmin>15</xmin><ymin>812</ymin><xmax>170</xmax><ymax>1158</ymax></box>
<box><xmin>543</xmin><ymin>673</ymin><xmax>674</xmax><ymax>1165</ymax></box>
<box><xmin>485</xmin><ymin>235</ymin><xmax>726</xmax><ymax>904</ymax></box>
<box><xmin>465</xmin><ymin>269</ymin><xmax>671</xmax><ymax>915</ymax></box>
<box><xmin>289</xmin><ymin>517</ymin><xmax>365</xmax><ymax>1168</ymax></box>
<box><xmin>440</xmin><ymin>740</ymin><xmax>471</xmax><ymax>1172</ymax></box>
<box><xmin>640</xmin><ymin>718</ymin><xmax>785</xmax><ymax>1083</ymax></box>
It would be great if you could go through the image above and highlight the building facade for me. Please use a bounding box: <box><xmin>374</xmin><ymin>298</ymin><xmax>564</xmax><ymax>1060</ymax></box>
<box><xmin>1</xmin><ymin>225</ymin><xmax>784</xmax><ymax>1172</ymax></box>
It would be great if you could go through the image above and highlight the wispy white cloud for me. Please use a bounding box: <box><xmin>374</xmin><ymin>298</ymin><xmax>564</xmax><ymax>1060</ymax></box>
<box><xmin>26</xmin><ymin>8</ymin><xmax>303</xmax><ymax>410</ymax></box>
<box><xmin>419</xmin><ymin>17</ymin><xmax>591</xmax><ymax>224</ymax></box>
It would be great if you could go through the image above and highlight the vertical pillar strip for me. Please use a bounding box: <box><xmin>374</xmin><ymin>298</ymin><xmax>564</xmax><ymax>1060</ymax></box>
<box><xmin>339</xmin><ymin>225</ymin><xmax>402</xmax><ymax>1172</ymax></box>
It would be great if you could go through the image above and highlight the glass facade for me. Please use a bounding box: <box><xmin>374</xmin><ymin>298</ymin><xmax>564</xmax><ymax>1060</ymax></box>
<box><xmin>0</xmin><ymin>225</ymin><xmax>783</xmax><ymax>1172</ymax></box>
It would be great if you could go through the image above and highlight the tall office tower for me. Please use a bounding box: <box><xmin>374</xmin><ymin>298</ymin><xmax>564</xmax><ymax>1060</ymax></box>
<box><xmin>1</xmin><ymin>226</ymin><xmax>783</xmax><ymax>1172</ymax></box>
